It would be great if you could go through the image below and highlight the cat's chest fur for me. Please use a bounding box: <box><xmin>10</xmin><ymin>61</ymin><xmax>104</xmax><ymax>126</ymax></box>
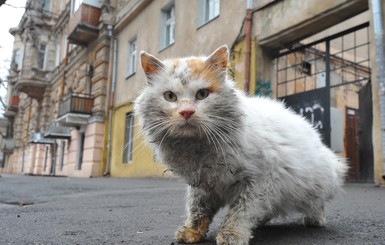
<box><xmin>158</xmin><ymin>138</ymin><xmax>242</xmax><ymax>190</ymax></box>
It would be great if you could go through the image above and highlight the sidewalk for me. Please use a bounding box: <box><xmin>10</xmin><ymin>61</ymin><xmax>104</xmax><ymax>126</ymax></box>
<box><xmin>0</xmin><ymin>174</ymin><xmax>384</xmax><ymax>244</ymax></box>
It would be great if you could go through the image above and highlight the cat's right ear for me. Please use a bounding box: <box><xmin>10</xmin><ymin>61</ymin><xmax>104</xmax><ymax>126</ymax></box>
<box><xmin>140</xmin><ymin>51</ymin><xmax>164</xmax><ymax>83</ymax></box>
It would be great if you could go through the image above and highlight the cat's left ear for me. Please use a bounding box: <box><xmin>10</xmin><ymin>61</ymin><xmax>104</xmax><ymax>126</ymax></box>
<box><xmin>140</xmin><ymin>51</ymin><xmax>164</xmax><ymax>82</ymax></box>
<box><xmin>206</xmin><ymin>45</ymin><xmax>229</xmax><ymax>70</ymax></box>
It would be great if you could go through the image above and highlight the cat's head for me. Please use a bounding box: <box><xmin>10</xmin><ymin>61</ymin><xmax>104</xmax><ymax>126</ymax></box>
<box><xmin>135</xmin><ymin>46</ymin><xmax>242</xmax><ymax>142</ymax></box>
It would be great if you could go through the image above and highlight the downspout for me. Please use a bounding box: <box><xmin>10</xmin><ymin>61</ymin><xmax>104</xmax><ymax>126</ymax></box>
<box><xmin>60</xmin><ymin>42</ymin><xmax>70</xmax><ymax>99</ymax></box>
<box><xmin>371</xmin><ymin>0</ymin><xmax>385</xmax><ymax>180</ymax></box>
<box><xmin>104</xmin><ymin>24</ymin><xmax>117</xmax><ymax>176</ymax></box>
<box><xmin>22</xmin><ymin>101</ymin><xmax>32</xmax><ymax>173</ymax></box>
<box><xmin>243</xmin><ymin>0</ymin><xmax>253</xmax><ymax>95</ymax></box>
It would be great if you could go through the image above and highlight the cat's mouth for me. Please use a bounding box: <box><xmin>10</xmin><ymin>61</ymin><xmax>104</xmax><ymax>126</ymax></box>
<box><xmin>179</xmin><ymin>123</ymin><xmax>196</xmax><ymax>130</ymax></box>
<box><xmin>174</xmin><ymin>121</ymin><xmax>199</xmax><ymax>137</ymax></box>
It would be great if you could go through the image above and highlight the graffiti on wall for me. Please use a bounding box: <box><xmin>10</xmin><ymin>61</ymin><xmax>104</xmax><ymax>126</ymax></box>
<box><xmin>298</xmin><ymin>103</ymin><xmax>325</xmax><ymax>130</ymax></box>
<box><xmin>255</xmin><ymin>80</ymin><xmax>272</xmax><ymax>97</ymax></box>
<box><xmin>281</xmin><ymin>87</ymin><xmax>331</xmax><ymax>146</ymax></box>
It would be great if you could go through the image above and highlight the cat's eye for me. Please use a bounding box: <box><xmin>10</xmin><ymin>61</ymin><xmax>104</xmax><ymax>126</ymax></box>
<box><xmin>164</xmin><ymin>91</ymin><xmax>177</xmax><ymax>102</ymax></box>
<box><xmin>196</xmin><ymin>89</ymin><xmax>210</xmax><ymax>100</ymax></box>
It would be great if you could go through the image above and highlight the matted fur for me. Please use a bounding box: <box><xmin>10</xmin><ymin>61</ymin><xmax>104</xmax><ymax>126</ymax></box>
<box><xmin>135</xmin><ymin>46</ymin><xmax>347</xmax><ymax>245</ymax></box>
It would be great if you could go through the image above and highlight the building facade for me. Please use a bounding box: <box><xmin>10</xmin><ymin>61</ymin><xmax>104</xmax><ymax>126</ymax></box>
<box><xmin>1</xmin><ymin>0</ymin><xmax>384</xmax><ymax>186</ymax></box>
<box><xmin>2</xmin><ymin>0</ymin><xmax>113</xmax><ymax>177</ymax></box>
<box><xmin>108</xmin><ymin>0</ymin><xmax>246</xmax><ymax>177</ymax></box>
<box><xmin>239</xmin><ymin>0</ymin><xmax>382</xmax><ymax>185</ymax></box>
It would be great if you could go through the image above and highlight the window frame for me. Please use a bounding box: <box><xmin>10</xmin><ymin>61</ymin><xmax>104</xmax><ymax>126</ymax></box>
<box><xmin>13</xmin><ymin>49</ymin><xmax>21</xmax><ymax>69</ymax></box>
<box><xmin>38</xmin><ymin>43</ymin><xmax>47</xmax><ymax>70</ymax></box>
<box><xmin>197</xmin><ymin>0</ymin><xmax>220</xmax><ymax>28</ymax></box>
<box><xmin>59</xmin><ymin>140</ymin><xmax>66</xmax><ymax>171</ymax></box>
<box><xmin>76</xmin><ymin>131</ymin><xmax>85</xmax><ymax>170</ymax></box>
<box><xmin>123</xmin><ymin>112</ymin><xmax>134</xmax><ymax>164</ymax></box>
<box><xmin>126</xmin><ymin>38</ymin><xmax>137</xmax><ymax>78</ymax></box>
<box><xmin>40</xmin><ymin>0</ymin><xmax>52</xmax><ymax>13</ymax></box>
<box><xmin>159</xmin><ymin>3</ymin><xmax>175</xmax><ymax>51</ymax></box>
<box><xmin>71</xmin><ymin>0</ymin><xmax>82</xmax><ymax>14</ymax></box>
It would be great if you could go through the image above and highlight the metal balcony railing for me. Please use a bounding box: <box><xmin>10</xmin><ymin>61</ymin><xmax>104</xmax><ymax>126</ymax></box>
<box><xmin>58</xmin><ymin>93</ymin><xmax>94</xmax><ymax>118</ymax></box>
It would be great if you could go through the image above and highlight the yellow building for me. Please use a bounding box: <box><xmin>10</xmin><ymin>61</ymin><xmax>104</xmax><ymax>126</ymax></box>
<box><xmin>107</xmin><ymin>0</ymin><xmax>247</xmax><ymax>177</ymax></box>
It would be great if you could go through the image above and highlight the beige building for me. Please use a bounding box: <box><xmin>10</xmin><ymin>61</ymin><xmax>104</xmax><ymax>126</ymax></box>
<box><xmin>2</xmin><ymin>0</ymin><xmax>113</xmax><ymax>177</ymax></box>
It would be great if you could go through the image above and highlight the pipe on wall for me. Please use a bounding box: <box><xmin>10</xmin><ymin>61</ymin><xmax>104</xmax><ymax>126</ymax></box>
<box><xmin>104</xmin><ymin>25</ymin><xmax>117</xmax><ymax>176</ymax></box>
<box><xmin>371</xmin><ymin>0</ymin><xmax>385</xmax><ymax>180</ymax></box>
<box><xmin>243</xmin><ymin>8</ymin><xmax>253</xmax><ymax>95</ymax></box>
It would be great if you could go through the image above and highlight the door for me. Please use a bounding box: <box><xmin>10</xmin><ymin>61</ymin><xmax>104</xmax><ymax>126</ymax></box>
<box><xmin>345</xmin><ymin>107</ymin><xmax>359</xmax><ymax>181</ymax></box>
<box><xmin>358</xmin><ymin>82</ymin><xmax>374</xmax><ymax>182</ymax></box>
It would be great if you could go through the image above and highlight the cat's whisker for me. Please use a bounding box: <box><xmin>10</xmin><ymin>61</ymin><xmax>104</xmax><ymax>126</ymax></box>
<box><xmin>200</xmin><ymin>123</ymin><xmax>219</xmax><ymax>154</ymax></box>
<box><xmin>158</xmin><ymin>124</ymin><xmax>175</xmax><ymax>150</ymax></box>
<box><xmin>118</xmin><ymin>120</ymin><xmax>171</xmax><ymax>161</ymax></box>
<box><xmin>201</xmin><ymin>120</ymin><xmax>248</xmax><ymax>170</ymax></box>
<box><xmin>201</xmin><ymin>122</ymin><xmax>229</xmax><ymax>167</ymax></box>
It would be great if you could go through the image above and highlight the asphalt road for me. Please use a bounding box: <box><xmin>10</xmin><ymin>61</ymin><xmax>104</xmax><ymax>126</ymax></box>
<box><xmin>0</xmin><ymin>174</ymin><xmax>384</xmax><ymax>245</ymax></box>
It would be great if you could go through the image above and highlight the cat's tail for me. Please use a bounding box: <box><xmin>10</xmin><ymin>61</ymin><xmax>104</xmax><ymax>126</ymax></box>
<box><xmin>329</xmin><ymin>155</ymin><xmax>349</xmax><ymax>199</ymax></box>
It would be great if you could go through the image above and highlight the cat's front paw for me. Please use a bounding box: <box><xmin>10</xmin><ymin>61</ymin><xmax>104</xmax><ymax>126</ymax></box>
<box><xmin>175</xmin><ymin>226</ymin><xmax>205</xmax><ymax>244</ymax></box>
<box><xmin>303</xmin><ymin>216</ymin><xmax>326</xmax><ymax>227</ymax></box>
<box><xmin>216</xmin><ymin>229</ymin><xmax>250</xmax><ymax>245</ymax></box>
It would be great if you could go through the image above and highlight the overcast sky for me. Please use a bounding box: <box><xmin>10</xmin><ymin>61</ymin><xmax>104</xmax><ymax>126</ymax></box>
<box><xmin>0</xmin><ymin>0</ymin><xmax>27</xmax><ymax>81</ymax></box>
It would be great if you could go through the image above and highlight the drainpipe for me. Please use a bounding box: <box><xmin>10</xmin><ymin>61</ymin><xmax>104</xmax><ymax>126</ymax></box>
<box><xmin>104</xmin><ymin>24</ymin><xmax>117</xmax><ymax>176</ymax></box>
<box><xmin>60</xmin><ymin>42</ymin><xmax>70</xmax><ymax>100</ymax></box>
<box><xmin>371</xmin><ymin>0</ymin><xmax>385</xmax><ymax>180</ymax></box>
<box><xmin>22</xmin><ymin>101</ymin><xmax>32</xmax><ymax>173</ymax></box>
<box><xmin>243</xmin><ymin>0</ymin><xmax>253</xmax><ymax>95</ymax></box>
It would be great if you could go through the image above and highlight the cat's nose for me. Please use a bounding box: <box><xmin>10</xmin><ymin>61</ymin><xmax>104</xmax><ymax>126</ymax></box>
<box><xmin>179</xmin><ymin>110</ymin><xmax>195</xmax><ymax>119</ymax></box>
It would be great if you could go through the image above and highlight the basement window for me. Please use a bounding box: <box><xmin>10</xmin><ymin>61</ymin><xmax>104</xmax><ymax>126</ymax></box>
<box><xmin>123</xmin><ymin>112</ymin><xmax>134</xmax><ymax>164</ymax></box>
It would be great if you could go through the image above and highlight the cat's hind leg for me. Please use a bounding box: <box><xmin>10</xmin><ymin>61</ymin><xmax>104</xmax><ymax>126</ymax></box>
<box><xmin>301</xmin><ymin>199</ymin><xmax>326</xmax><ymax>227</ymax></box>
<box><xmin>175</xmin><ymin>186</ymin><xmax>220</xmax><ymax>244</ymax></box>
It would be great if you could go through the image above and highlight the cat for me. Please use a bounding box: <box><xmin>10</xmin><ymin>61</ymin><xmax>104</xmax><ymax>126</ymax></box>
<box><xmin>134</xmin><ymin>45</ymin><xmax>348</xmax><ymax>245</ymax></box>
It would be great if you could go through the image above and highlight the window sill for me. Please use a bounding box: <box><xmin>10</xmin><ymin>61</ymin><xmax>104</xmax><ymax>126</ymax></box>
<box><xmin>126</xmin><ymin>72</ymin><xmax>136</xmax><ymax>80</ymax></box>
<box><xmin>197</xmin><ymin>15</ymin><xmax>220</xmax><ymax>30</ymax></box>
<box><xmin>159</xmin><ymin>41</ymin><xmax>175</xmax><ymax>53</ymax></box>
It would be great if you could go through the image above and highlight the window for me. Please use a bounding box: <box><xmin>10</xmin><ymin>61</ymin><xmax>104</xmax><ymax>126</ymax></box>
<box><xmin>198</xmin><ymin>0</ymin><xmax>220</xmax><ymax>27</ymax></box>
<box><xmin>55</xmin><ymin>43</ymin><xmax>61</xmax><ymax>67</ymax></box>
<box><xmin>40</xmin><ymin>0</ymin><xmax>51</xmax><ymax>13</ymax></box>
<box><xmin>43</xmin><ymin>145</ymin><xmax>49</xmax><ymax>172</ymax></box>
<box><xmin>13</xmin><ymin>49</ymin><xmax>21</xmax><ymax>69</ymax></box>
<box><xmin>71</xmin><ymin>0</ymin><xmax>82</xmax><ymax>14</ymax></box>
<box><xmin>59</xmin><ymin>141</ymin><xmax>66</xmax><ymax>171</ymax></box>
<box><xmin>123</xmin><ymin>113</ymin><xmax>134</xmax><ymax>163</ymax></box>
<box><xmin>77</xmin><ymin>131</ymin><xmax>85</xmax><ymax>170</ymax></box>
<box><xmin>160</xmin><ymin>4</ymin><xmax>175</xmax><ymax>50</ymax></box>
<box><xmin>38</xmin><ymin>43</ymin><xmax>47</xmax><ymax>69</ymax></box>
<box><xmin>127</xmin><ymin>39</ymin><xmax>137</xmax><ymax>77</ymax></box>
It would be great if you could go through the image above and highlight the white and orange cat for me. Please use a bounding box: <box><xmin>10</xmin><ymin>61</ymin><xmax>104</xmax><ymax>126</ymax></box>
<box><xmin>135</xmin><ymin>46</ymin><xmax>347</xmax><ymax>245</ymax></box>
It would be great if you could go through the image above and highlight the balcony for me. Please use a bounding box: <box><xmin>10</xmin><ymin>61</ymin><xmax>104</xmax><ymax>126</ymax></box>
<box><xmin>57</xmin><ymin>93</ymin><xmax>94</xmax><ymax>127</ymax></box>
<box><xmin>43</xmin><ymin>124</ymin><xmax>71</xmax><ymax>139</ymax></box>
<box><xmin>30</xmin><ymin>132</ymin><xmax>55</xmax><ymax>145</ymax></box>
<box><xmin>4</xmin><ymin>95</ymin><xmax>20</xmax><ymax>118</ymax></box>
<box><xmin>67</xmin><ymin>3</ymin><xmax>101</xmax><ymax>45</ymax></box>
<box><xmin>13</xmin><ymin>68</ymin><xmax>48</xmax><ymax>100</ymax></box>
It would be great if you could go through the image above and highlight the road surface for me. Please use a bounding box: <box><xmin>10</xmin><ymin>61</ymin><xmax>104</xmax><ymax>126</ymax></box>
<box><xmin>0</xmin><ymin>174</ymin><xmax>384</xmax><ymax>244</ymax></box>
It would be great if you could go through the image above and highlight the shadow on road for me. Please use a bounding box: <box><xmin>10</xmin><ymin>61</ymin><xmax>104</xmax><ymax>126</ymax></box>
<box><xmin>195</xmin><ymin>222</ymin><xmax>341</xmax><ymax>245</ymax></box>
